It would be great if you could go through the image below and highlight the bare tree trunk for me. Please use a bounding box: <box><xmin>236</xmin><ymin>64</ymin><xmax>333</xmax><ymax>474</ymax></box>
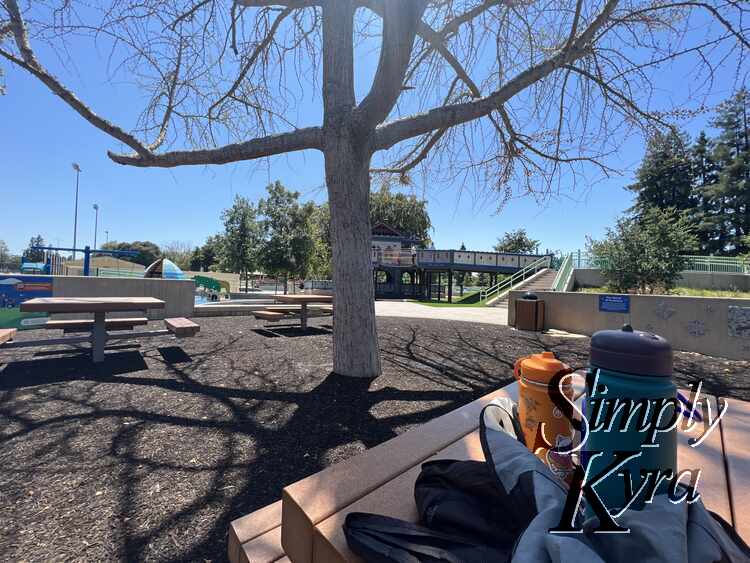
<box><xmin>326</xmin><ymin>137</ymin><xmax>381</xmax><ymax>378</ymax></box>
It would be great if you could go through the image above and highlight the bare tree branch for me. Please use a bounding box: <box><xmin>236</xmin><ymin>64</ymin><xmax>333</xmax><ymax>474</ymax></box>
<box><xmin>355</xmin><ymin>0</ymin><xmax>427</xmax><ymax>128</ymax></box>
<box><xmin>374</xmin><ymin>0</ymin><xmax>620</xmax><ymax>151</ymax></box>
<box><xmin>108</xmin><ymin>126</ymin><xmax>323</xmax><ymax>166</ymax></box>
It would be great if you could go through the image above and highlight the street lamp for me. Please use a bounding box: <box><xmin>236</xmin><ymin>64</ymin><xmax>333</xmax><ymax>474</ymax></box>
<box><xmin>93</xmin><ymin>203</ymin><xmax>100</xmax><ymax>249</ymax></box>
<box><xmin>72</xmin><ymin>163</ymin><xmax>82</xmax><ymax>259</ymax></box>
<box><xmin>105</xmin><ymin>230</ymin><xmax>109</xmax><ymax>244</ymax></box>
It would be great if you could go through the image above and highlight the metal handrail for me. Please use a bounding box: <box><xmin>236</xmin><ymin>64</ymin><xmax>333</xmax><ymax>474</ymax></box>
<box><xmin>551</xmin><ymin>253</ymin><xmax>574</xmax><ymax>292</ymax></box>
<box><xmin>570</xmin><ymin>251</ymin><xmax>749</xmax><ymax>274</ymax></box>
<box><xmin>479</xmin><ymin>255</ymin><xmax>550</xmax><ymax>302</ymax></box>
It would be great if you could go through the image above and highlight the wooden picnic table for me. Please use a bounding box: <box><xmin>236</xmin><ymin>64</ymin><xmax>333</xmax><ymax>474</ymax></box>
<box><xmin>274</xmin><ymin>294</ymin><xmax>333</xmax><ymax>330</ymax></box>
<box><xmin>229</xmin><ymin>382</ymin><xmax>749</xmax><ymax>563</ymax></box>
<box><xmin>20</xmin><ymin>297</ymin><xmax>165</xmax><ymax>362</ymax></box>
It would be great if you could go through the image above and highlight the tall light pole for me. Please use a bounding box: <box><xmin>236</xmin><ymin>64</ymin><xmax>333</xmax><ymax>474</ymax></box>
<box><xmin>93</xmin><ymin>204</ymin><xmax>100</xmax><ymax>250</ymax></box>
<box><xmin>105</xmin><ymin>230</ymin><xmax>109</xmax><ymax>244</ymax></box>
<box><xmin>72</xmin><ymin>163</ymin><xmax>82</xmax><ymax>259</ymax></box>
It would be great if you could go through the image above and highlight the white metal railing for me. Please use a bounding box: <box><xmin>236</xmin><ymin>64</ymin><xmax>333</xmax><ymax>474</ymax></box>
<box><xmin>479</xmin><ymin>255</ymin><xmax>551</xmax><ymax>303</ymax></box>
<box><xmin>551</xmin><ymin>253</ymin><xmax>574</xmax><ymax>292</ymax></box>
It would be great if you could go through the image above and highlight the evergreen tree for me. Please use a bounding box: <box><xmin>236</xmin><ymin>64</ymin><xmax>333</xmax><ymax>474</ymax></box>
<box><xmin>710</xmin><ymin>89</ymin><xmax>750</xmax><ymax>255</ymax></box>
<box><xmin>24</xmin><ymin>235</ymin><xmax>46</xmax><ymax>262</ymax></box>
<box><xmin>690</xmin><ymin>132</ymin><xmax>720</xmax><ymax>253</ymax></box>
<box><xmin>455</xmin><ymin>243</ymin><xmax>468</xmax><ymax>296</ymax></box>
<box><xmin>628</xmin><ymin>129</ymin><xmax>693</xmax><ymax>214</ymax></box>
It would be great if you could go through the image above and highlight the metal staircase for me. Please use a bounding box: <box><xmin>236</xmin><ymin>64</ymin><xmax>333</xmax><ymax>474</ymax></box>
<box><xmin>479</xmin><ymin>256</ymin><xmax>552</xmax><ymax>305</ymax></box>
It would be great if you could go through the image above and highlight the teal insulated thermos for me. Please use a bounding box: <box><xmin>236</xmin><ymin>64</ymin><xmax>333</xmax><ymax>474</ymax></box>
<box><xmin>583</xmin><ymin>325</ymin><xmax>676</xmax><ymax>514</ymax></box>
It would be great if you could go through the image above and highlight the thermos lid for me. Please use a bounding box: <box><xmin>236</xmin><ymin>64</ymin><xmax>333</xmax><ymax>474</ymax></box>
<box><xmin>518</xmin><ymin>351</ymin><xmax>570</xmax><ymax>384</ymax></box>
<box><xmin>590</xmin><ymin>324</ymin><xmax>672</xmax><ymax>377</ymax></box>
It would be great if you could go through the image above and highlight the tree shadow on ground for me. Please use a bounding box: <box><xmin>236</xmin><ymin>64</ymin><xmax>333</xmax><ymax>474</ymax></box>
<box><xmin>0</xmin><ymin>317</ymin><xmax>747</xmax><ymax>562</ymax></box>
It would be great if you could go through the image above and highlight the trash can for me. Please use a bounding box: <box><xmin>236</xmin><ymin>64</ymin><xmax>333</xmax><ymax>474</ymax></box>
<box><xmin>515</xmin><ymin>292</ymin><xmax>545</xmax><ymax>331</ymax></box>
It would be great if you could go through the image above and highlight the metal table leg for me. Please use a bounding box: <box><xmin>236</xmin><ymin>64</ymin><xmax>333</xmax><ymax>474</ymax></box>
<box><xmin>301</xmin><ymin>303</ymin><xmax>308</xmax><ymax>330</ymax></box>
<box><xmin>92</xmin><ymin>311</ymin><xmax>106</xmax><ymax>362</ymax></box>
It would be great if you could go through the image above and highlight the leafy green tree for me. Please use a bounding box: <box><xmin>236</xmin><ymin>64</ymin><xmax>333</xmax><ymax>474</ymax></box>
<box><xmin>101</xmin><ymin>240</ymin><xmax>162</xmax><ymax>266</ymax></box>
<box><xmin>189</xmin><ymin>247</ymin><xmax>203</xmax><ymax>271</ymax></box>
<box><xmin>161</xmin><ymin>241</ymin><xmax>192</xmax><ymax>270</ymax></box>
<box><xmin>589</xmin><ymin>207</ymin><xmax>698</xmax><ymax>294</ymax></box>
<box><xmin>0</xmin><ymin>240</ymin><xmax>10</xmax><ymax>268</ymax></box>
<box><xmin>494</xmin><ymin>229</ymin><xmax>539</xmax><ymax>254</ymax></box>
<box><xmin>24</xmin><ymin>235</ymin><xmax>46</xmax><ymax>262</ymax></box>
<box><xmin>221</xmin><ymin>196</ymin><xmax>260</xmax><ymax>288</ymax></box>
<box><xmin>189</xmin><ymin>235</ymin><xmax>225</xmax><ymax>272</ymax></box>
<box><xmin>370</xmin><ymin>185</ymin><xmax>432</xmax><ymax>246</ymax></box>
<box><xmin>258</xmin><ymin>182</ymin><xmax>316</xmax><ymax>289</ymax></box>
<box><xmin>308</xmin><ymin>205</ymin><xmax>332</xmax><ymax>279</ymax></box>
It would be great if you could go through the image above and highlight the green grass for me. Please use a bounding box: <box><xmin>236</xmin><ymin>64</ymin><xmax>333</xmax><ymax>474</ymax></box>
<box><xmin>577</xmin><ymin>286</ymin><xmax>750</xmax><ymax>298</ymax></box>
<box><xmin>409</xmin><ymin>291</ymin><xmax>489</xmax><ymax>307</ymax></box>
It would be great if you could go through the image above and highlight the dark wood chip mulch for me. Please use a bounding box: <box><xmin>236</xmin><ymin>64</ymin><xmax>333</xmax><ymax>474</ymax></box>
<box><xmin>0</xmin><ymin>316</ymin><xmax>746</xmax><ymax>562</ymax></box>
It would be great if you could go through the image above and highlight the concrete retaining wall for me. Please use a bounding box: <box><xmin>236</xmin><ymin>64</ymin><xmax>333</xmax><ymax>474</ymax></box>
<box><xmin>53</xmin><ymin>276</ymin><xmax>194</xmax><ymax>320</ymax></box>
<box><xmin>571</xmin><ymin>269</ymin><xmax>750</xmax><ymax>291</ymax></box>
<box><xmin>508</xmin><ymin>290</ymin><xmax>750</xmax><ymax>360</ymax></box>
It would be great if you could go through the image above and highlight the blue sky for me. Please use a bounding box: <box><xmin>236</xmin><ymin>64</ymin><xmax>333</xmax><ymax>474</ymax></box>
<box><xmin>0</xmin><ymin>10</ymin><xmax>740</xmax><ymax>257</ymax></box>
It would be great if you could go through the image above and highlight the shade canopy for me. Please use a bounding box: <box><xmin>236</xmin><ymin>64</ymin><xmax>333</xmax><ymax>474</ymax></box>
<box><xmin>144</xmin><ymin>258</ymin><xmax>187</xmax><ymax>280</ymax></box>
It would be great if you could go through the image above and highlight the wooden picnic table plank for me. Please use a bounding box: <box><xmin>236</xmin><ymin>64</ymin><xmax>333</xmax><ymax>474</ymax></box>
<box><xmin>19</xmin><ymin>297</ymin><xmax>165</xmax><ymax>362</ymax></box>
<box><xmin>273</xmin><ymin>295</ymin><xmax>332</xmax><ymax>329</ymax></box>
<box><xmin>0</xmin><ymin>328</ymin><xmax>17</xmax><ymax>346</ymax></box>
<box><xmin>676</xmin><ymin>391</ymin><xmax>732</xmax><ymax>525</ymax></box>
<box><xmin>20</xmin><ymin>296</ymin><xmax>165</xmax><ymax>313</ymax></box>
<box><xmin>274</xmin><ymin>295</ymin><xmax>333</xmax><ymax>304</ymax></box>
<box><xmin>720</xmin><ymin>395</ymin><xmax>750</xmax><ymax>541</ymax></box>
<box><xmin>280</xmin><ymin>384</ymin><xmax>518</xmax><ymax>563</ymax></box>
<box><xmin>313</xmin><ymin>430</ymin><xmax>485</xmax><ymax>563</ymax></box>
<box><xmin>307</xmin><ymin>389</ymin><xmax>736</xmax><ymax>563</ymax></box>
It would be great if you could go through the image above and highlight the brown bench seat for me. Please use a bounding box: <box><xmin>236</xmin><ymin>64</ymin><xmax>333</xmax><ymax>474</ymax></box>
<box><xmin>0</xmin><ymin>328</ymin><xmax>17</xmax><ymax>346</ymax></box>
<box><xmin>164</xmin><ymin>317</ymin><xmax>200</xmax><ymax>337</ymax></box>
<box><xmin>253</xmin><ymin>310</ymin><xmax>291</xmax><ymax>322</ymax></box>
<box><xmin>254</xmin><ymin>307</ymin><xmax>333</xmax><ymax>323</ymax></box>
<box><xmin>45</xmin><ymin>317</ymin><xmax>148</xmax><ymax>333</ymax></box>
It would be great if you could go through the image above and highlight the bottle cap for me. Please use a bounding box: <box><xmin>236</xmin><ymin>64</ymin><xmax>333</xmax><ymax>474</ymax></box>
<box><xmin>590</xmin><ymin>325</ymin><xmax>672</xmax><ymax>377</ymax></box>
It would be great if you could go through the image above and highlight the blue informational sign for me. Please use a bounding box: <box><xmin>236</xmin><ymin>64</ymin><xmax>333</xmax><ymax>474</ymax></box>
<box><xmin>0</xmin><ymin>275</ymin><xmax>53</xmax><ymax>329</ymax></box>
<box><xmin>599</xmin><ymin>294</ymin><xmax>630</xmax><ymax>313</ymax></box>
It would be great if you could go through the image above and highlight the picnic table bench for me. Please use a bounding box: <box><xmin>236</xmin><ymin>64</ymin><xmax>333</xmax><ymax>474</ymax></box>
<box><xmin>0</xmin><ymin>328</ymin><xmax>17</xmax><ymax>346</ymax></box>
<box><xmin>2</xmin><ymin>297</ymin><xmax>199</xmax><ymax>362</ymax></box>
<box><xmin>253</xmin><ymin>295</ymin><xmax>334</xmax><ymax>330</ymax></box>
<box><xmin>228</xmin><ymin>382</ymin><xmax>748</xmax><ymax>563</ymax></box>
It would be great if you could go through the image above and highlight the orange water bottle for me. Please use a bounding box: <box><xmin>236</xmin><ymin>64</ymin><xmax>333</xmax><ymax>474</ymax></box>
<box><xmin>514</xmin><ymin>352</ymin><xmax>577</xmax><ymax>483</ymax></box>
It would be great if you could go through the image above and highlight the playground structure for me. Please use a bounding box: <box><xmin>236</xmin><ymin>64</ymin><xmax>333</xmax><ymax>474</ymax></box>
<box><xmin>193</xmin><ymin>275</ymin><xmax>231</xmax><ymax>301</ymax></box>
<box><xmin>29</xmin><ymin>246</ymin><xmax>139</xmax><ymax>277</ymax></box>
<box><xmin>370</xmin><ymin>224</ymin><xmax>552</xmax><ymax>302</ymax></box>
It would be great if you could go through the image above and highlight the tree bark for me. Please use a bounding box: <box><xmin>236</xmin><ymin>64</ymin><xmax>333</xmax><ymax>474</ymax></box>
<box><xmin>325</xmin><ymin>136</ymin><xmax>381</xmax><ymax>378</ymax></box>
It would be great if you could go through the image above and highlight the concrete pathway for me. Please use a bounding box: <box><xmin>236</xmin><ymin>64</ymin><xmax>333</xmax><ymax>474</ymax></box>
<box><xmin>375</xmin><ymin>300</ymin><xmax>508</xmax><ymax>325</ymax></box>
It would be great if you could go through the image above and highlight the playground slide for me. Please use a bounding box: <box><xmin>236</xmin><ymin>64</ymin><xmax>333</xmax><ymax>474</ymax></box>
<box><xmin>193</xmin><ymin>275</ymin><xmax>230</xmax><ymax>294</ymax></box>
